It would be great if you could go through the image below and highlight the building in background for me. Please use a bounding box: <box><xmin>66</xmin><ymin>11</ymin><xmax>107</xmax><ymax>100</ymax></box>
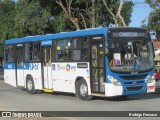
<box><xmin>153</xmin><ymin>41</ymin><xmax>160</xmax><ymax>68</ymax></box>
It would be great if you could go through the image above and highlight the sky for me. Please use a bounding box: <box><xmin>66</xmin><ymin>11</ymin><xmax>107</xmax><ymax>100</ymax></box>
<box><xmin>129</xmin><ymin>0</ymin><xmax>152</xmax><ymax>27</ymax></box>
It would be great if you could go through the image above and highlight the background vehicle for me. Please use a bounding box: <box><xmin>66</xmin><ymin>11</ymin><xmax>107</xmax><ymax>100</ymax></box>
<box><xmin>4</xmin><ymin>27</ymin><xmax>155</xmax><ymax>100</ymax></box>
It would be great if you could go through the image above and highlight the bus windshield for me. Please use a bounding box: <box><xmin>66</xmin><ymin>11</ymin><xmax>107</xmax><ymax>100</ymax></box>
<box><xmin>108</xmin><ymin>39</ymin><xmax>154</xmax><ymax>73</ymax></box>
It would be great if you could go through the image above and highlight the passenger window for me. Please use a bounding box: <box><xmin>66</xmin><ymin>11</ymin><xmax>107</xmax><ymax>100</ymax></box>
<box><xmin>25</xmin><ymin>42</ymin><xmax>40</xmax><ymax>62</ymax></box>
<box><xmin>6</xmin><ymin>45</ymin><xmax>15</xmax><ymax>62</ymax></box>
<box><xmin>33</xmin><ymin>42</ymin><xmax>40</xmax><ymax>61</ymax></box>
<box><xmin>73</xmin><ymin>37</ymin><xmax>89</xmax><ymax>61</ymax></box>
<box><xmin>57</xmin><ymin>39</ymin><xmax>72</xmax><ymax>61</ymax></box>
<box><xmin>16</xmin><ymin>44</ymin><xmax>24</xmax><ymax>66</ymax></box>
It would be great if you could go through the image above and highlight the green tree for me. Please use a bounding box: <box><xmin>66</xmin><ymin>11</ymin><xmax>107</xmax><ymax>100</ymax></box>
<box><xmin>0</xmin><ymin>0</ymin><xmax>15</xmax><ymax>56</ymax></box>
<box><xmin>102</xmin><ymin>0</ymin><xmax>133</xmax><ymax>27</ymax></box>
<box><xmin>55</xmin><ymin>0</ymin><xmax>133</xmax><ymax>30</ymax></box>
<box><xmin>146</xmin><ymin>0</ymin><xmax>160</xmax><ymax>39</ymax></box>
<box><xmin>55</xmin><ymin>0</ymin><xmax>92</xmax><ymax>30</ymax></box>
<box><xmin>14</xmin><ymin>0</ymin><xmax>55</xmax><ymax>38</ymax></box>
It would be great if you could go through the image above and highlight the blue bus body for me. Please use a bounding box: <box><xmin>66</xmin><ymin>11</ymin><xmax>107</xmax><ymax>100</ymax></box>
<box><xmin>4</xmin><ymin>27</ymin><xmax>155</xmax><ymax>100</ymax></box>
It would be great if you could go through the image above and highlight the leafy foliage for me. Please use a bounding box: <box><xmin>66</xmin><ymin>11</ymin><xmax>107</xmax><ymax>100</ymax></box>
<box><xmin>14</xmin><ymin>0</ymin><xmax>55</xmax><ymax>37</ymax></box>
<box><xmin>0</xmin><ymin>0</ymin><xmax>15</xmax><ymax>56</ymax></box>
<box><xmin>146</xmin><ymin>0</ymin><xmax>160</xmax><ymax>39</ymax></box>
<box><xmin>101</xmin><ymin>0</ymin><xmax>133</xmax><ymax>27</ymax></box>
<box><xmin>0</xmin><ymin>0</ymin><xmax>133</xmax><ymax>56</ymax></box>
<box><xmin>121</xmin><ymin>1</ymin><xmax>133</xmax><ymax>26</ymax></box>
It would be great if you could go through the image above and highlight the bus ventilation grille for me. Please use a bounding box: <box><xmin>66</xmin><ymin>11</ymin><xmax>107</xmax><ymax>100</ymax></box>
<box><xmin>126</xmin><ymin>86</ymin><xmax>143</xmax><ymax>91</ymax></box>
<box><xmin>120</xmin><ymin>74</ymin><xmax>148</xmax><ymax>80</ymax></box>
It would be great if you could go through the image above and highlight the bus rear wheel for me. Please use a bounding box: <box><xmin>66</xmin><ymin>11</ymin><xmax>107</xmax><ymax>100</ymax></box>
<box><xmin>76</xmin><ymin>79</ymin><xmax>93</xmax><ymax>101</ymax></box>
<box><xmin>26</xmin><ymin>76</ymin><xmax>38</xmax><ymax>94</ymax></box>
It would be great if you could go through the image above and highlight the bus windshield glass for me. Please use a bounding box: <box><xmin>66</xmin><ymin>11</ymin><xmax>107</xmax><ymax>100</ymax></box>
<box><xmin>108</xmin><ymin>39</ymin><xmax>154</xmax><ymax>72</ymax></box>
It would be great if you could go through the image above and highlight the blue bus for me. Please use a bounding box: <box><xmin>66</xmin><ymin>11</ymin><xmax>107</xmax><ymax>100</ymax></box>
<box><xmin>4</xmin><ymin>27</ymin><xmax>155</xmax><ymax>100</ymax></box>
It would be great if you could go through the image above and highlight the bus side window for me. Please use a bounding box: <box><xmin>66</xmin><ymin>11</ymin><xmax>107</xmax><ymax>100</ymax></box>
<box><xmin>73</xmin><ymin>38</ymin><xmax>81</xmax><ymax>61</ymax></box>
<box><xmin>6</xmin><ymin>45</ymin><xmax>15</xmax><ymax>62</ymax></box>
<box><xmin>81</xmin><ymin>38</ymin><xmax>89</xmax><ymax>61</ymax></box>
<box><xmin>73</xmin><ymin>37</ymin><xmax>89</xmax><ymax>61</ymax></box>
<box><xmin>56</xmin><ymin>39</ymin><xmax>72</xmax><ymax>61</ymax></box>
<box><xmin>29</xmin><ymin>43</ymin><xmax>33</xmax><ymax>61</ymax></box>
<box><xmin>33</xmin><ymin>42</ymin><xmax>40</xmax><ymax>62</ymax></box>
<box><xmin>25</xmin><ymin>42</ymin><xmax>40</xmax><ymax>62</ymax></box>
<box><xmin>73</xmin><ymin>50</ymin><xmax>81</xmax><ymax>60</ymax></box>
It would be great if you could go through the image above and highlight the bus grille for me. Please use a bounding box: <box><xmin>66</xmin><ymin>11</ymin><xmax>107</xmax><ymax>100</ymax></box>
<box><xmin>126</xmin><ymin>86</ymin><xmax>143</xmax><ymax>91</ymax></box>
<box><xmin>120</xmin><ymin>74</ymin><xmax>147</xmax><ymax>80</ymax></box>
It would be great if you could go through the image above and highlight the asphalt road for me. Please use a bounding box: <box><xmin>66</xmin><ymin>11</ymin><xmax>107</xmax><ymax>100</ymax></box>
<box><xmin>0</xmin><ymin>70</ymin><xmax>3</xmax><ymax>80</ymax></box>
<box><xmin>0</xmin><ymin>81</ymin><xmax>160</xmax><ymax>120</ymax></box>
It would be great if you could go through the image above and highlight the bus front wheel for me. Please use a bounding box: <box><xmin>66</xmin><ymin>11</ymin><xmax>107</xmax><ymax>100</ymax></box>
<box><xmin>76</xmin><ymin>79</ymin><xmax>93</xmax><ymax>100</ymax></box>
<box><xmin>26</xmin><ymin>76</ymin><xmax>38</xmax><ymax>94</ymax></box>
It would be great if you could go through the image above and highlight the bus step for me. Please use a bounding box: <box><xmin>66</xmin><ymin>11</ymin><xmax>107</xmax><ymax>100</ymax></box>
<box><xmin>43</xmin><ymin>89</ymin><xmax>54</xmax><ymax>93</ymax></box>
<box><xmin>91</xmin><ymin>93</ymin><xmax>105</xmax><ymax>97</ymax></box>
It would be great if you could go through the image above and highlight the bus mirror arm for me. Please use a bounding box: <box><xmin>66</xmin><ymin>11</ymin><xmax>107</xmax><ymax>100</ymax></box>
<box><xmin>153</xmin><ymin>47</ymin><xmax>155</xmax><ymax>58</ymax></box>
<box><xmin>106</xmin><ymin>52</ymin><xmax>110</xmax><ymax>57</ymax></box>
<box><xmin>105</xmin><ymin>47</ymin><xmax>109</xmax><ymax>57</ymax></box>
<box><xmin>106</xmin><ymin>53</ymin><xmax>109</xmax><ymax>57</ymax></box>
<box><xmin>152</xmin><ymin>43</ymin><xmax>155</xmax><ymax>58</ymax></box>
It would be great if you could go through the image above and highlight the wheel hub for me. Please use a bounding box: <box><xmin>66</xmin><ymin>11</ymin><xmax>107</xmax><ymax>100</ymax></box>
<box><xmin>27</xmin><ymin>80</ymin><xmax>33</xmax><ymax>91</ymax></box>
<box><xmin>80</xmin><ymin>83</ymin><xmax>87</xmax><ymax>96</ymax></box>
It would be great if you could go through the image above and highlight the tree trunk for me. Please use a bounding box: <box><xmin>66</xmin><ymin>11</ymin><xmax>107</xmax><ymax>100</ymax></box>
<box><xmin>56</xmin><ymin>0</ymin><xmax>81</xmax><ymax>30</ymax></box>
<box><xmin>117</xmin><ymin>0</ymin><xmax>127</xmax><ymax>27</ymax></box>
<box><xmin>71</xmin><ymin>17</ymin><xmax>80</xmax><ymax>30</ymax></box>
<box><xmin>102</xmin><ymin>0</ymin><xmax>119</xmax><ymax>26</ymax></box>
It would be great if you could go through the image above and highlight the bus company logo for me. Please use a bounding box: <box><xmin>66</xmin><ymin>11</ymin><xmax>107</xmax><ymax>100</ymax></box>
<box><xmin>86</xmin><ymin>70</ymin><xmax>90</xmax><ymax>74</ymax></box>
<box><xmin>66</xmin><ymin>64</ymin><xmax>70</xmax><ymax>72</ymax></box>
<box><xmin>52</xmin><ymin>64</ymin><xmax>56</xmax><ymax>71</ymax></box>
<box><xmin>57</xmin><ymin>64</ymin><xmax>61</xmax><ymax>71</ymax></box>
<box><xmin>71</xmin><ymin>66</ymin><xmax>76</xmax><ymax>72</ymax></box>
<box><xmin>134</xmin><ymin>81</ymin><xmax>137</xmax><ymax>85</ymax></box>
<box><xmin>29</xmin><ymin>63</ymin><xmax>39</xmax><ymax>70</ymax></box>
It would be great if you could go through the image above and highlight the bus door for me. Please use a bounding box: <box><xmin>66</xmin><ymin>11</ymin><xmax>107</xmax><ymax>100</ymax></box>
<box><xmin>42</xmin><ymin>46</ymin><xmax>52</xmax><ymax>89</ymax></box>
<box><xmin>15</xmin><ymin>44</ymin><xmax>24</xmax><ymax>86</ymax></box>
<box><xmin>90</xmin><ymin>39</ymin><xmax>105</xmax><ymax>93</ymax></box>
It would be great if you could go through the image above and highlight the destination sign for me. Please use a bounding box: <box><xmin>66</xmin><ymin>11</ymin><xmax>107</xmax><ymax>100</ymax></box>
<box><xmin>41</xmin><ymin>40</ymin><xmax>52</xmax><ymax>46</ymax></box>
<box><xmin>112</xmin><ymin>32</ymin><xmax>148</xmax><ymax>38</ymax></box>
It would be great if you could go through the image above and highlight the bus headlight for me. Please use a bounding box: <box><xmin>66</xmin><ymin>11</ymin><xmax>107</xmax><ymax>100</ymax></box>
<box><xmin>146</xmin><ymin>75</ymin><xmax>155</xmax><ymax>83</ymax></box>
<box><xmin>107</xmin><ymin>75</ymin><xmax>122</xmax><ymax>86</ymax></box>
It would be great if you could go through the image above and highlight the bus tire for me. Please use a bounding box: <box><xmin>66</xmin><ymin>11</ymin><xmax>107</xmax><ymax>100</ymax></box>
<box><xmin>76</xmin><ymin>79</ymin><xmax>93</xmax><ymax>101</ymax></box>
<box><xmin>26</xmin><ymin>76</ymin><xmax>38</xmax><ymax>94</ymax></box>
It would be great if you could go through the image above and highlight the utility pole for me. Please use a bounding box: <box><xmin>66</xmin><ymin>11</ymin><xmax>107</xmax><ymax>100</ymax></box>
<box><xmin>91</xmin><ymin>0</ymin><xmax>95</xmax><ymax>28</ymax></box>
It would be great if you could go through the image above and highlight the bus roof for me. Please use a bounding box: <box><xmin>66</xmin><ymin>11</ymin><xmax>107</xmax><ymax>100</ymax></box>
<box><xmin>5</xmin><ymin>27</ymin><xmax>148</xmax><ymax>45</ymax></box>
<box><xmin>5</xmin><ymin>27</ymin><xmax>109</xmax><ymax>44</ymax></box>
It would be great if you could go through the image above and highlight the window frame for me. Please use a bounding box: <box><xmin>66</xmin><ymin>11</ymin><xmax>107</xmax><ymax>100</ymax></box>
<box><xmin>53</xmin><ymin>36</ymin><xmax>91</xmax><ymax>62</ymax></box>
<box><xmin>72</xmin><ymin>37</ymin><xmax>90</xmax><ymax>62</ymax></box>
<box><xmin>5</xmin><ymin>44</ymin><xmax>16</xmax><ymax>63</ymax></box>
<box><xmin>52</xmin><ymin>35</ymin><xmax>105</xmax><ymax>62</ymax></box>
<box><xmin>24</xmin><ymin>41</ymin><xmax>41</xmax><ymax>63</ymax></box>
<box><xmin>55</xmin><ymin>38</ymin><xmax>73</xmax><ymax>62</ymax></box>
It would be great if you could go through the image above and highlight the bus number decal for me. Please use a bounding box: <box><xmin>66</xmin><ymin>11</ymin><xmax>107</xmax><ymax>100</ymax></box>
<box><xmin>29</xmin><ymin>63</ymin><xmax>39</xmax><ymax>70</ymax></box>
<box><xmin>8</xmin><ymin>64</ymin><xmax>13</xmax><ymax>69</ymax></box>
